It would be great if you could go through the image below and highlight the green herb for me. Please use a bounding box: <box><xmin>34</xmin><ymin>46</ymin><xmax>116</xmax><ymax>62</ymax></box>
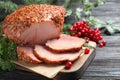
<box><xmin>23</xmin><ymin>0</ymin><xmax>51</xmax><ymax>5</ymax></box>
<box><xmin>75</xmin><ymin>8</ymin><xmax>83</xmax><ymax>21</ymax></box>
<box><xmin>86</xmin><ymin>16</ymin><xmax>104</xmax><ymax>28</ymax></box>
<box><xmin>0</xmin><ymin>24</ymin><xmax>17</xmax><ymax>71</ymax></box>
<box><xmin>0</xmin><ymin>1</ymin><xmax>18</xmax><ymax>21</ymax></box>
<box><xmin>103</xmin><ymin>19</ymin><xmax>120</xmax><ymax>35</ymax></box>
<box><xmin>73</xmin><ymin>0</ymin><xmax>105</xmax><ymax>19</ymax></box>
<box><xmin>83</xmin><ymin>43</ymin><xmax>95</xmax><ymax>49</ymax></box>
<box><xmin>62</xmin><ymin>24</ymin><xmax>72</xmax><ymax>35</ymax></box>
<box><xmin>0</xmin><ymin>1</ymin><xmax>18</xmax><ymax>13</ymax></box>
<box><xmin>65</xmin><ymin>9</ymin><xmax>72</xmax><ymax>17</ymax></box>
<box><xmin>87</xmin><ymin>17</ymin><xmax>120</xmax><ymax>35</ymax></box>
<box><xmin>0</xmin><ymin>36</ymin><xmax>17</xmax><ymax>70</ymax></box>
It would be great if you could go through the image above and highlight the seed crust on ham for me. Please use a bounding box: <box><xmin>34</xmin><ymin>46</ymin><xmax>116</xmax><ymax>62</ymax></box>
<box><xmin>45</xmin><ymin>34</ymin><xmax>86</xmax><ymax>53</ymax></box>
<box><xmin>34</xmin><ymin>45</ymin><xmax>82</xmax><ymax>64</ymax></box>
<box><xmin>2</xmin><ymin>4</ymin><xmax>65</xmax><ymax>45</ymax></box>
<box><xmin>17</xmin><ymin>46</ymin><xmax>41</xmax><ymax>64</ymax></box>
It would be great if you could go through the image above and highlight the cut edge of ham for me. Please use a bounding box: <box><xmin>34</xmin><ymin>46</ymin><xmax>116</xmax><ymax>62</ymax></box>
<box><xmin>45</xmin><ymin>34</ymin><xmax>86</xmax><ymax>53</ymax></box>
<box><xmin>17</xmin><ymin>46</ymin><xmax>41</xmax><ymax>64</ymax></box>
<box><xmin>20</xmin><ymin>21</ymin><xmax>60</xmax><ymax>45</ymax></box>
<box><xmin>34</xmin><ymin>45</ymin><xmax>81</xmax><ymax>64</ymax></box>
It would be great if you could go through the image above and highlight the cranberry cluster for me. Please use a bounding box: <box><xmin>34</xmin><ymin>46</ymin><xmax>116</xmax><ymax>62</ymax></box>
<box><xmin>69</xmin><ymin>21</ymin><xmax>106</xmax><ymax>48</ymax></box>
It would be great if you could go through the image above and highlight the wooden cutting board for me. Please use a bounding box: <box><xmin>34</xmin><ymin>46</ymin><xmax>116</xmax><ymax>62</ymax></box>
<box><xmin>13</xmin><ymin>41</ymin><xmax>96</xmax><ymax>80</ymax></box>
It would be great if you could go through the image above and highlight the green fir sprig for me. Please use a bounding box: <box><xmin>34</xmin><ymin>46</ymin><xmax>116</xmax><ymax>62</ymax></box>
<box><xmin>0</xmin><ymin>24</ymin><xmax>17</xmax><ymax>70</ymax></box>
<box><xmin>0</xmin><ymin>1</ymin><xmax>18</xmax><ymax>21</ymax></box>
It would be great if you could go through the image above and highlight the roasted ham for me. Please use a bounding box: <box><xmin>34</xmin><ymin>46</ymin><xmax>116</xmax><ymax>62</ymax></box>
<box><xmin>34</xmin><ymin>45</ymin><xmax>81</xmax><ymax>64</ymax></box>
<box><xmin>45</xmin><ymin>34</ymin><xmax>86</xmax><ymax>52</ymax></box>
<box><xmin>17</xmin><ymin>46</ymin><xmax>41</xmax><ymax>64</ymax></box>
<box><xmin>2</xmin><ymin>4</ymin><xmax>65</xmax><ymax>45</ymax></box>
<box><xmin>2</xmin><ymin>4</ymin><xmax>86</xmax><ymax>65</ymax></box>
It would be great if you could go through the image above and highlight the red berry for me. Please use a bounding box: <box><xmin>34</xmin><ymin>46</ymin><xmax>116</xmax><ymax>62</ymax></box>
<box><xmin>98</xmin><ymin>36</ymin><xmax>103</xmax><ymax>40</ymax></box>
<box><xmin>86</xmin><ymin>39</ymin><xmax>89</xmax><ymax>43</ymax></box>
<box><xmin>65</xmin><ymin>61</ymin><xmax>72</xmax><ymax>69</ymax></box>
<box><xmin>77</xmin><ymin>32</ymin><xmax>81</xmax><ymax>36</ymax></box>
<box><xmin>94</xmin><ymin>28</ymin><xmax>99</xmax><ymax>32</ymax></box>
<box><xmin>69</xmin><ymin>21</ymin><xmax>106</xmax><ymax>48</ymax></box>
<box><xmin>84</xmin><ymin>33</ymin><xmax>88</xmax><ymax>36</ymax></box>
<box><xmin>81</xmin><ymin>29</ymin><xmax>85</xmax><ymax>34</ymax></box>
<box><xmin>92</xmin><ymin>36</ymin><xmax>96</xmax><ymax>40</ymax></box>
<box><xmin>69</xmin><ymin>27</ymin><xmax>74</xmax><ymax>31</ymax></box>
<box><xmin>98</xmin><ymin>43</ymin><xmax>103</xmax><ymax>48</ymax></box>
<box><xmin>73</xmin><ymin>25</ymin><xmax>78</xmax><ymax>30</ymax></box>
<box><xmin>84</xmin><ymin>48</ymin><xmax>90</xmax><ymax>54</ymax></box>
<box><xmin>82</xmin><ymin>24</ymin><xmax>87</xmax><ymax>27</ymax></box>
<box><xmin>74</xmin><ymin>27</ymin><xmax>78</xmax><ymax>31</ymax></box>
<box><xmin>88</xmin><ymin>30</ymin><xmax>92</xmax><ymax>34</ymax></box>
<box><xmin>75</xmin><ymin>22</ymin><xmax>80</xmax><ymax>26</ymax></box>
<box><xmin>73</xmin><ymin>25</ymin><xmax>76</xmax><ymax>28</ymax></box>
<box><xmin>82</xmin><ymin>20</ymin><xmax>87</xmax><ymax>24</ymax></box>
<box><xmin>97</xmin><ymin>31</ymin><xmax>102</xmax><ymax>35</ymax></box>
<box><xmin>80</xmin><ymin>21</ymin><xmax>84</xmax><ymax>25</ymax></box>
<box><xmin>94</xmin><ymin>33</ymin><xmax>100</xmax><ymax>36</ymax></box>
<box><xmin>94</xmin><ymin>39</ymin><xmax>99</xmax><ymax>43</ymax></box>
<box><xmin>89</xmin><ymin>33</ymin><xmax>94</xmax><ymax>38</ymax></box>
<box><xmin>85</xmin><ymin>37</ymin><xmax>90</xmax><ymax>43</ymax></box>
<box><xmin>96</xmin><ymin>36</ymin><xmax>100</xmax><ymax>40</ymax></box>
<box><xmin>71</xmin><ymin>33</ymin><xmax>76</xmax><ymax>36</ymax></box>
<box><xmin>102</xmin><ymin>40</ymin><xmax>107</xmax><ymax>46</ymax></box>
<box><xmin>78</xmin><ymin>26</ymin><xmax>83</xmax><ymax>30</ymax></box>
<box><xmin>84</xmin><ymin>28</ymin><xmax>89</xmax><ymax>32</ymax></box>
<box><xmin>86</xmin><ymin>26</ymin><xmax>90</xmax><ymax>30</ymax></box>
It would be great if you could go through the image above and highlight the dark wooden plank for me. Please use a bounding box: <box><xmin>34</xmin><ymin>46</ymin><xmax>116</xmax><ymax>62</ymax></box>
<box><xmin>81</xmin><ymin>39</ymin><xmax>120</xmax><ymax>79</ymax></box>
<box><xmin>95</xmin><ymin>47</ymin><xmax>120</xmax><ymax>59</ymax></box>
<box><xmin>91</xmin><ymin>0</ymin><xmax>120</xmax><ymax>23</ymax></box>
<box><xmin>103</xmin><ymin>36</ymin><xmax>120</xmax><ymax>47</ymax></box>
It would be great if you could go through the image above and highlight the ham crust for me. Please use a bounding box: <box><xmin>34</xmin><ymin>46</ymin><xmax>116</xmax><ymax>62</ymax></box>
<box><xmin>17</xmin><ymin>46</ymin><xmax>41</xmax><ymax>64</ymax></box>
<box><xmin>45</xmin><ymin>34</ymin><xmax>86</xmax><ymax>53</ymax></box>
<box><xmin>2</xmin><ymin>4</ymin><xmax>65</xmax><ymax>45</ymax></box>
<box><xmin>34</xmin><ymin>45</ymin><xmax>81</xmax><ymax>64</ymax></box>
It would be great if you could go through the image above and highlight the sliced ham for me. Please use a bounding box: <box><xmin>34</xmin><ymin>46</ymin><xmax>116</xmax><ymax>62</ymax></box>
<box><xmin>34</xmin><ymin>45</ymin><xmax>81</xmax><ymax>64</ymax></box>
<box><xmin>2</xmin><ymin>4</ymin><xmax>65</xmax><ymax>45</ymax></box>
<box><xmin>45</xmin><ymin>34</ymin><xmax>86</xmax><ymax>53</ymax></box>
<box><xmin>17</xmin><ymin>46</ymin><xmax>41</xmax><ymax>64</ymax></box>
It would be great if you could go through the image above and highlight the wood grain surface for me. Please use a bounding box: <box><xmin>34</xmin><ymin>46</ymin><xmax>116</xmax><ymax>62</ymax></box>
<box><xmin>0</xmin><ymin>0</ymin><xmax>120</xmax><ymax>80</ymax></box>
<box><xmin>81</xmin><ymin>0</ymin><xmax>120</xmax><ymax>79</ymax></box>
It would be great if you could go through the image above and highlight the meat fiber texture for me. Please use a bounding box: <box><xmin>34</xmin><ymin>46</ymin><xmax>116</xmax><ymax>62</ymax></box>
<box><xmin>34</xmin><ymin>34</ymin><xmax>85</xmax><ymax>64</ymax></box>
<box><xmin>16</xmin><ymin>34</ymin><xmax>85</xmax><ymax>64</ymax></box>
<box><xmin>2</xmin><ymin>4</ymin><xmax>66</xmax><ymax>45</ymax></box>
<box><xmin>34</xmin><ymin>45</ymin><xmax>82</xmax><ymax>64</ymax></box>
<box><xmin>46</xmin><ymin>34</ymin><xmax>86</xmax><ymax>53</ymax></box>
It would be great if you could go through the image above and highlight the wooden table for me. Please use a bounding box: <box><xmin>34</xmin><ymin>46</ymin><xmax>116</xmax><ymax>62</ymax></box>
<box><xmin>0</xmin><ymin>0</ymin><xmax>120</xmax><ymax>80</ymax></box>
<box><xmin>81</xmin><ymin>0</ymin><xmax>120</xmax><ymax>79</ymax></box>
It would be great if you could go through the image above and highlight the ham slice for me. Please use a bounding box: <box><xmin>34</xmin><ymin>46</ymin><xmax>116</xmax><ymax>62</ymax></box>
<box><xmin>2</xmin><ymin>4</ymin><xmax>65</xmax><ymax>45</ymax></box>
<box><xmin>17</xmin><ymin>46</ymin><xmax>41</xmax><ymax>64</ymax></box>
<box><xmin>45</xmin><ymin>34</ymin><xmax>86</xmax><ymax>52</ymax></box>
<box><xmin>34</xmin><ymin>45</ymin><xmax>81</xmax><ymax>64</ymax></box>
